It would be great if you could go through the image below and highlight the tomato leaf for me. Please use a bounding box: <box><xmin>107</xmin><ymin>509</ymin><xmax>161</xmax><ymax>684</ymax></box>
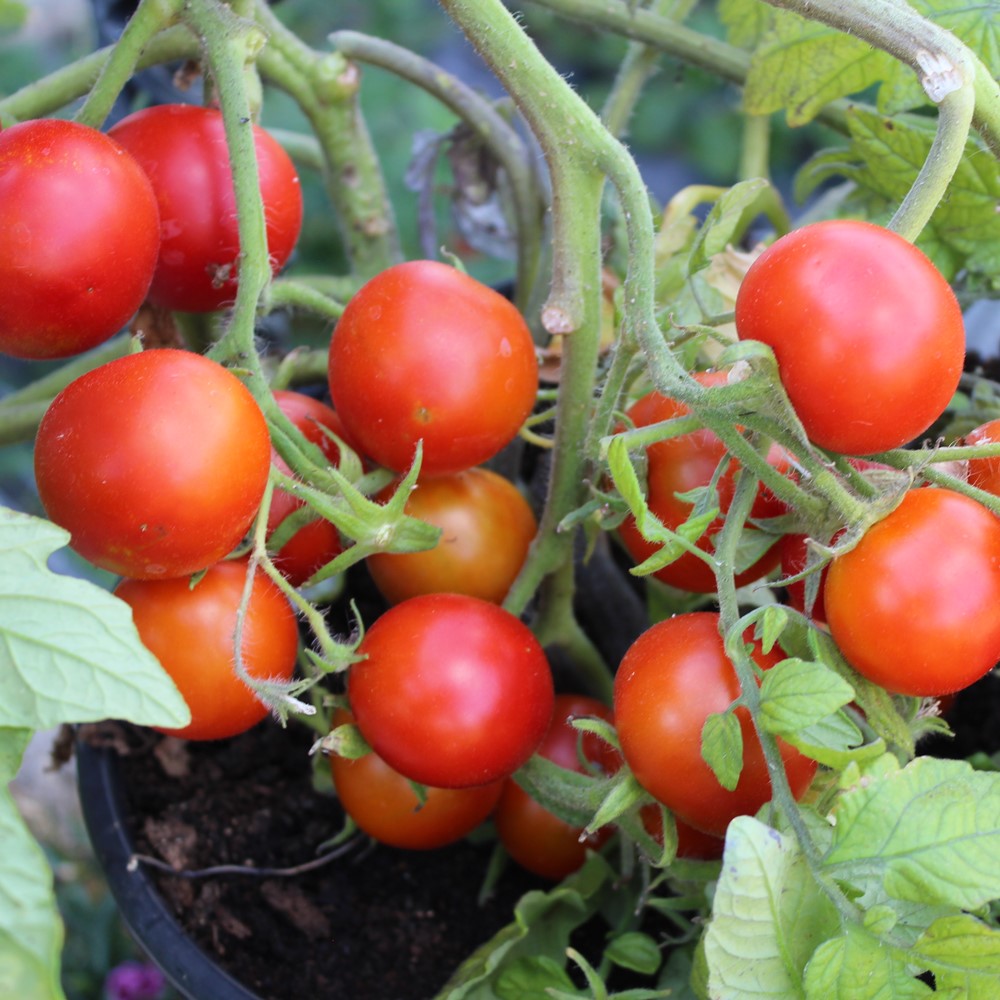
<box><xmin>704</xmin><ymin>817</ymin><xmax>840</xmax><ymax>997</ymax></box>
<box><xmin>823</xmin><ymin>757</ymin><xmax>1000</xmax><ymax>912</ymax></box>
<box><xmin>803</xmin><ymin>924</ymin><xmax>935</xmax><ymax>999</ymax></box>
<box><xmin>701</xmin><ymin>711</ymin><xmax>743</xmax><ymax>792</ymax></box>
<box><xmin>758</xmin><ymin>658</ymin><xmax>855</xmax><ymax>736</ymax></box>
<box><xmin>0</xmin><ymin>729</ymin><xmax>66</xmax><ymax>1000</ymax></box>
<box><xmin>604</xmin><ymin>931</ymin><xmax>662</xmax><ymax>976</ymax></box>
<box><xmin>493</xmin><ymin>955</ymin><xmax>577</xmax><ymax>1000</ymax></box>
<box><xmin>913</xmin><ymin>914</ymin><xmax>1000</xmax><ymax>998</ymax></box>
<box><xmin>0</xmin><ymin>507</ymin><xmax>190</xmax><ymax>731</ymax></box>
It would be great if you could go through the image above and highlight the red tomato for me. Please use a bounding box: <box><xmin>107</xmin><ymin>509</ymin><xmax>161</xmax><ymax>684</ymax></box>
<box><xmin>348</xmin><ymin>594</ymin><xmax>554</xmax><ymax>788</ymax></box>
<box><xmin>0</xmin><ymin>118</ymin><xmax>159</xmax><ymax>359</ymax></box>
<box><xmin>613</xmin><ymin>612</ymin><xmax>816</xmax><ymax>836</ymax></box>
<box><xmin>330</xmin><ymin>712</ymin><xmax>502</xmax><ymax>850</ymax></box>
<box><xmin>267</xmin><ymin>391</ymin><xmax>351</xmax><ymax>586</ymax></box>
<box><xmin>965</xmin><ymin>419</ymin><xmax>1000</xmax><ymax>496</ymax></box>
<box><xmin>366</xmin><ymin>467</ymin><xmax>537</xmax><ymax>605</ymax></box>
<box><xmin>109</xmin><ymin>104</ymin><xmax>302</xmax><ymax>313</ymax></box>
<box><xmin>735</xmin><ymin>220</ymin><xmax>964</xmax><ymax>455</ymax></box>
<box><xmin>825</xmin><ymin>488</ymin><xmax>1000</xmax><ymax>696</ymax></box>
<box><xmin>617</xmin><ymin>372</ymin><xmax>783</xmax><ymax>593</ymax></box>
<box><xmin>115</xmin><ymin>559</ymin><xmax>299</xmax><ymax>740</ymax></box>
<box><xmin>34</xmin><ymin>349</ymin><xmax>270</xmax><ymax>579</ymax></box>
<box><xmin>327</xmin><ymin>261</ymin><xmax>539</xmax><ymax>476</ymax></box>
<box><xmin>495</xmin><ymin>694</ymin><xmax>617</xmax><ymax>880</ymax></box>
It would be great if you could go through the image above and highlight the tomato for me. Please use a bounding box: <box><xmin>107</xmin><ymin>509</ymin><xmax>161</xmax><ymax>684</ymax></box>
<box><xmin>617</xmin><ymin>372</ymin><xmax>784</xmax><ymax>593</ymax></box>
<box><xmin>366</xmin><ymin>467</ymin><xmax>537</xmax><ymax>605</ymax></box>
<box><xmin>267</xmin><ymin>390</ymin><xmax>352</xmax><ymax>586</ymax></box>
<box><xmin>495</xmin><ymin>694</ymin><xmax>617</xmax><ymax>881</ymax></box>
<box><xmin>613</xmin><ymin>612</ymin><xmax>816</xmax><ymax>836</ymax></box>
<box><xmin>734</xmin><ymin>220</ymin><xmax>964</xmax><ymax>455</ymax></box>
<box><xmin>965</xmin><ymin>419</ymin><xmax>1000</xmax><ymax>497</ymax></box>
<box><xmin>330</xmin><ymin>712</ymin><xmax>502</xmax><ymax>850</ymax></box>
<box><xmin>108</xmin><ymin>104</ymin><xmax>302</xmax><ymax>313</ymax></box>
<box><xmin>825</xmin><ymin>488</ymin><xmax>1000</xmax><ymax>696</ymax></box>
<box><xmin>0</xmin><ymin>118</ymin><xmax>159</xmax><ymax>360</ymax></box>
<box><xmin>34</xmin><ymin>349</ymin><xmax>270</xmax><ymax>579</ymax></box>
<box><xmin>348</xmin><ymin>593</ymin><xmax>554</xmax><ymax>788</ymax></box>
<box><xmin>115</xmin><ymin>559</ymin><xmax>299</xmax><ymax>740</ymax></box>
<box><xmin>327</xmin><ymin>261</ymin><xmax>539</xmax><ymax>476</ymax></box>
<box><xmin>779</xmin><ymin>532</ymin><xmax>833</xmax><ymax>622</ymax></box>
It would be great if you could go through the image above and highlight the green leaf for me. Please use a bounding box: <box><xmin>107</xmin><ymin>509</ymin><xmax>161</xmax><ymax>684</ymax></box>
<box><xmin>494</xmin><ymin>955</ymin><xmax>578</xmax><ymax>1000</ymax></box>
<box><xmin>605</xmin><ymin>931</ymin><xmax>662</xmax><ymax>976</ymax></box>
<box><xmin>803</xmin><ymin>924</ymin><xmax>933</xmax><ymax>999</ymax></box>
<box><xmin>742</xmin><ymin>8</ymin><xmax>890</xmax><ymax>125</ymax></box>
<box><xmin>0</xmin><ymin>508</ymin><xmax>190</xmax><ymax>730</ymax></box>
<box><xmin>704</xmin><ymin>817</ymin><xmax>840</xmax><ymax>997</ymax></box>
<box><xmin>718</xmin><ymin>0</ymin><xmax>774</xmax><ymax>49</ymax></box>
<box><xmin>759</xmin><ymin>658</ymin><xmax>854</xmax><ymax>736</ymax></box>
<box><xmin>780</xmin><ymin>711</ymin><xmax>881</xmax><ymax>770</ymax></box>
<box><xmin>823</xmin><ymin>757</ymin><xmax>1000</xmax><ymax>911</ymax></box>
<box><xmin>701</xmin><ymin>711</ymin><xmax>743</xmax><ymax>792</ymax></box>
<box><xmin>914</xmin><ymin>914</ymin><xmax>1000</xmax><ymax>999</ymax></box>
<box><xmin>0</xmin><ymin>730</ymin><xmax>65</xmax><ymax>1000</ymax></box>
<box><xmin>688</xmin><ymin>178</ymin><xmax>775</xmax><ymax>274</ymax></box>
<box><xmin>0</xmin><ymin>0</ymin><xmax>27</xmax><ymax>33</ymax></box>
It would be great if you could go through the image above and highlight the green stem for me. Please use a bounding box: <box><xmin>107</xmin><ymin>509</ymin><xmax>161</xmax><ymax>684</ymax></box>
<box><xmin>329</xmin><ymin>29</ymin><xmax>546</xmax><ymax>309</ymax></box>
<box><xmin>75</xmin><ymin>0</ymin><xmax>183</xmax><ymax>128</ymax></box>
<box><xmin>738</xmin><ymin>114</ymin><xmax>772</xmax><ymax>183</ymax></box>
<box><xmin>253</xmin><ymin>1</ymin><xmax>401</xmax><ymax>279</ymax></box>
<box><xmin>263</xmin><ymin>278</ymin><xmax>346</xmax><ymax>321</ymax></box>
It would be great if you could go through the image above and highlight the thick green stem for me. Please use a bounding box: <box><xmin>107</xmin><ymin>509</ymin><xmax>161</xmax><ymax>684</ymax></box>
<box><xmin>329</xmin><ymin>30</ymin><xmax>546</xmax><ymax>309</ymax></box>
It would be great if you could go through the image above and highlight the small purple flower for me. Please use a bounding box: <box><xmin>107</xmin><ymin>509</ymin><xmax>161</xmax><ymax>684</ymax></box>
<box><xmin>104</xmin><ymin>960</ymin><xmax>167</xmax><ymax>1000</ymax></box>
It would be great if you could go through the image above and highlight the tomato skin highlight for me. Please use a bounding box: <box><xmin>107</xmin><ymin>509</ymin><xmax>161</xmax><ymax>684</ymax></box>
<box><xmin>348</xmin><ymin>594</ymin><xmax>554</xmax><ymax>789</ymax></box>
<box><xmin>328</xmin><ymin>261</ymin><xmax>539</xmax><ymax>477</ymax></box>
<box><xmin>34</xmin><ymin>349</ymin><xmax>271</xmax><ymax>580</ymax></box>
<box><xmin>495</xmin><ymin>694</ymin><xmax>617</xmax><ymax>881</ymax></box>
<box><xmin>0</xmin><ymin>118</ymin><xmax>159</xmax><ymax>360</ymax></box>
<box><xmin>734</xmin><ymin>219</ymin><xmax>964</xmax><ymax>455</ymax></box>
<box><xmin>330</xmin><ymin>712</ymin><xmax>503</xmax><ymax>850</ymax></box>
<box><xmin>825</xmin><ymin>488</ymin><xmax>1000</xmax><ymax>697</ymax></box>
<box><xmin>613</xmin><ymin>612</ymin><xmax>816</xmax><ymax>836</ymax></box>
<box><xmin>115</xmin><ymin>559</ymin><xmax>299</xmax><ymax>741</ymax></box>
<box><xmin>366</xmin><ymin>467</ymin><xmax>537</xmax><ymax>605</ymax></box>
<box><xmin>109</xmin><ymin>104</ymin><xmax>302</xmax><ymax>313</ymax></box>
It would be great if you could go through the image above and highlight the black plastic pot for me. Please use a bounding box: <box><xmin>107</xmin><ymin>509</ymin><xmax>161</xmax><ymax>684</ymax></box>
<box><xmin>75</xmin><ymin>737</ymin><xmax>262</xmax><ymax>1000</ymax></box>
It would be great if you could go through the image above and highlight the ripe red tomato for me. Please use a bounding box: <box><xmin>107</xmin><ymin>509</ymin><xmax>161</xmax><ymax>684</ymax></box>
<box><xmin>327</xmin><ymin>261</ymin><xmax>539</xmax><ymax>476</ymax></box>
<box><xmin>495</xmin><ymin>694</ymin><xmax>618</xmax><ymax>881</ymax></box>
<box><xmin>613</xmin><ymin>612</ymin><xmax>816</xmax><ymax>836</ymax></box>
<box><xmin>366</xmin><ymin>467</ymin><xmax>537</xmax><ymax>605</ymax></box>
<box><xmin>965</xmin><ymin>419</ymin><xmax>1000</xmax><ymax>496</ymax></box>
<box><xmin>34</xmin><ymin>349</ymin><xmax>270</xmax><ymax>579</ymax></box>
<box><xmin>330</xmin><ymin>712</ymin><xmax>503</xmax><ymax>850</ymax></box>
<box><xmin>108</xmin><ymin>104</ymin><xmax>302</xmax><ymax>313</ymax></box>
<box><xmin>735</xmin><ymin>220</ymin><xmax>964</xmax><ymax>455</ymax></box>
<box><xmin>825</xmin><ymin>488</ymin><xmax>1000</xmax><ymax>696</ymax></box>
<box><xmin>115</xmin><ymin>559</ymin><xmax>299</xmax><ymax>740</ymax></box>
<box><xmin>267</xmin><ymin>390</ymin><xmax>352</xmax><ymax>586</ymax></box>
<box><xmin>348</xmin><ymin>593</ymin><xmax>554</xmax><ymax>788</ymax></box>
<box><xmin>617</xmin><ymin>372</ymin><xmax>785</xmax><ymax>593</ymax></box>
<box><xmin>0</xmin><ymin>118</ymin><xmax>159</xmax><ymax>360</ymax></box>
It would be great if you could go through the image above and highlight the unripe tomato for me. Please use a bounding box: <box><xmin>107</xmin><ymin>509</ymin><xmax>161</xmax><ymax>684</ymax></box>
<box><xmin>34</xmin><ymin>349</ymin><xmax>270</xmax><ymax>579</ymax></box>
<box><xmin>115</xmin><ymin>559</ymin><xmax>299</xmax><ymax>741</ymax></box>
<box><xmin>109</xmin><ymin>104</ymin><xmax>302</xmax><ymax>313</ymax></box>
<box><xmin>0</xmin><ymin>118</ymin><xmax>159</xmax><ymax>359</ymax></box>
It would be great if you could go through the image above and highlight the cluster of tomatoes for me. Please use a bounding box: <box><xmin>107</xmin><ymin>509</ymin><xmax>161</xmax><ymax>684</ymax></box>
<box><xmin>8</xmin><ymin>101</ymin><xmax>1000</xmax><ymax>884</ymax></box>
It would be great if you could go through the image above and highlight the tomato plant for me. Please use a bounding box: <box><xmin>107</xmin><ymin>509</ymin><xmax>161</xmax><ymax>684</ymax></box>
<box><xmin>327</xmin><ymin>260</ymin><xmax>539</xmax><ymax>476</ymax></box>
<box><xmin>108</xmin><ymin>104</ymin><xmax>303</xmax><ymax>313</ymax></box>
<box><xmin>348</xmin><ymin>593</ymin><xmax>554</xmax><ymax>788</ymax></box>
<box><xmin>34</xmin><ymin>349</ymin><xmax>271</xmax><ymax>579</ymax></box>
<box><xmin>330</xmin><ymin>712</ymin><xmax>503</xmax><ymax>850</ymax></box>
<box><xmin>617</xmin><ymin>372</ymin><xmax>785</xmax><ymax>593</ymax></box>
<box><xmin>366</xmin><ymin>467</ymin><xmax>537</xmax><ymax>605</ymax></box>
<box><xmin>613</xmin><ymin>612</ymin><xmax>816</xmax><ymax>836</ymax></box>
<box><xmin>495</xmin><ymin>693</ymin><xmax>617</xmax><ymax>880</ymax></box>
<box><xmin>0</xmin><ymin>118</ymin><xmax>159</xmax><ymax>360</ymax></box>
<box><xmin>734</xmin><ymin>220</ymin><xmax>965</xmax><ymax>455</ymax></box>
<box><xmin>114</xmin><ymin>558</ymin><xmax>299</xmax><ymax>741</ymax></box>
<box><xmin>267</xmin><ymin>390</ymin><xmax>352</xmax><ymax>586</ymax></box>
<box><xmin>825</xmin><ymin>488</ymin><xmax>1000</xmax><ymax>696</ymax></box>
